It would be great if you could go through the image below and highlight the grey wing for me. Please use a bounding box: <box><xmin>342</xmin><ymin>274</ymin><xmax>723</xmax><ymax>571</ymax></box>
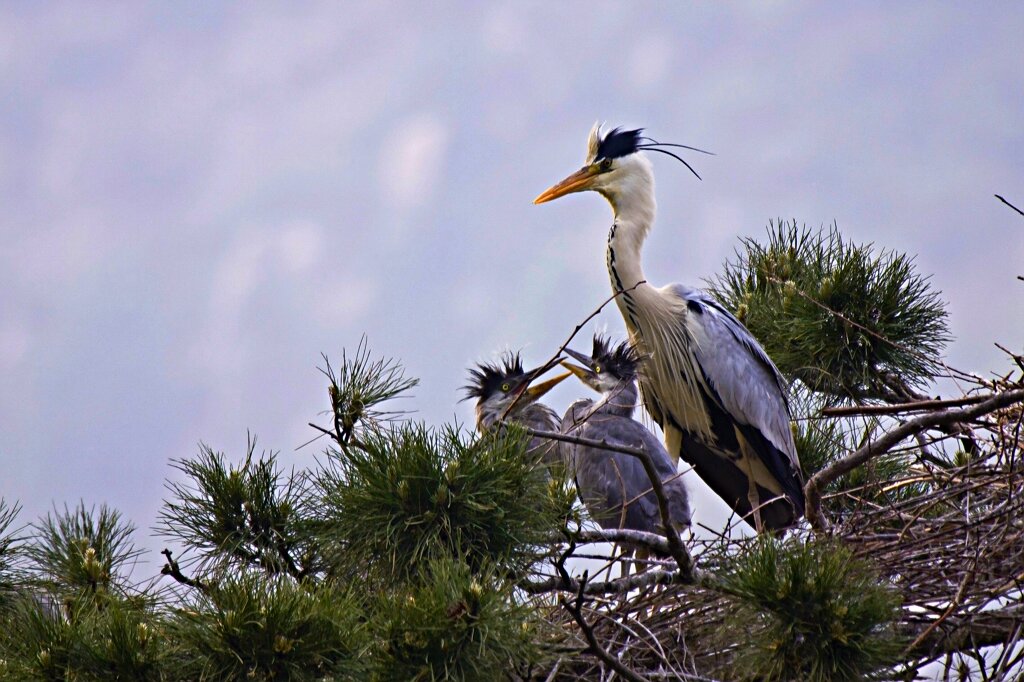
<box><xmin>668</xmin><ymin>285</ymin><xmax>805</xmax><ymax>521</ymax></box>
<box><xmin>574</xmin><ymin>414</ymin><xmax>691</xmax><ymax>533</ymax></box>
<box><xmin>669</xmin><ymin>285</ymin><xmax>798</xmax><ymax>462</ymax></box>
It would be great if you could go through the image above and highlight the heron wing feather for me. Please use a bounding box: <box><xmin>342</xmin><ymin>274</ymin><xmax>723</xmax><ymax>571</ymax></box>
<box><xmin>666</xmin><ymin>284</ymin><xmax>798</xmax><ymax>467</ymax></box>
<box><xmin>561</xmin><ymin>406</ymin><xmax>691</xmax><ymax>533</ymax></box>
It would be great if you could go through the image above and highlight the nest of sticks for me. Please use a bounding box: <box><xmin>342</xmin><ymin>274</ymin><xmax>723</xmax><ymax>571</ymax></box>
<box><xmin>527</xmin><ymin>369</ymin><xmax>1024</xmax><ymax>681</ymax></box>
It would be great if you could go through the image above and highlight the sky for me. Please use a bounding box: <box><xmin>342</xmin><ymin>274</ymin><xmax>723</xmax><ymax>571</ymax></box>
<box><xmin>1</xmin><ymin>3</ymin><xmax>1022</xmax><ymax>563</ymax></box>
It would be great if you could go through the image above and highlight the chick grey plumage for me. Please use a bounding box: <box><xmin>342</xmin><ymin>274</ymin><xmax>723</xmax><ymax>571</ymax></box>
<box><xmin>560</xmin><ymin>335</ymin><xmax>691</xmax><ymax>539</ymax></box>
<box><xmin>536</xmin><ymin>124</ymin><xmax>805</xmax><ymax>533</ymax></box>
<box><xmin>463</xmin><ymin>353</ymin><xmax>569</xmax><ymax>469</ymax></box>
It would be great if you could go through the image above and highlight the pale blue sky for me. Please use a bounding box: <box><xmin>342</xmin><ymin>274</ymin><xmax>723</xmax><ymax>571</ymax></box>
<box><xmin>1</xmin><ymin>2</ymin><xmax>1022</xmax><ymax>552</ymax></box>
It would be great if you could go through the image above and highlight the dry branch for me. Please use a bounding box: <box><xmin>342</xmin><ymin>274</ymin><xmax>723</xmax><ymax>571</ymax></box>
<box><xmin>804</xmin><ymin>387</ymin><xmax>1024</xmax><ymax>530</ymax></box>
<box><xmin>820</xmin><ymin>393</ymin><xmax>996</xmax><ymax>417</ymax></box>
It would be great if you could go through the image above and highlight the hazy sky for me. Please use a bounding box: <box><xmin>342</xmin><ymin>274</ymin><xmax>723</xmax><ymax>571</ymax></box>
<box><xmin>2</xmin><ymin>3</ymin><xmax>1022</xmax><ymax>558</ymax></box>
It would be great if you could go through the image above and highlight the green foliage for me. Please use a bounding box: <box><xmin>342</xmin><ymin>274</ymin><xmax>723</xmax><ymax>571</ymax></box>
<box><xmin>0</xmin><ymin>596</ymin><xmax>90</xmax><ymax>681</ymax></box>
<box><xmin>791</xmin><ymin>388</ymin><xmax>930</xmax><ymax>518</ymax></box>
<box><xmin>0</xmin><ymin>499</ymin><xmax>23</xmax><ymax>612</ymax></box>
<box><xmin>158</xmin><ymin>440</ymin><xmax>316</xmax><ymax>578</ymax></box>
<box><xmin>720</xmin><ymin>537</ymin><xmax>902</xmax><ymax>681</ymax></box>
<box><xmin>27</xmin><ymin>503</ymin><xmax>143</xmax><ymax>605</ymax></box>
<box><xmin>322</xmin><ymin>335</ymin><xmax>419</xmax><ymax>446</ymax></box>
<box><xmin>372</xmin><ymin>556</ymin><xmax>544</xmax><ymax>681</ymax></box>
<box><xmin>0</xmin><ymin>505</ymin><xmax>171</xmax><ymax>681</ymax></box>
<box><xmin>789</xmin><ymin>390</ymin><xmax>850</xmax><ymax>479</ymax></box>
<box><xmin>0</xmin><ymin>597</ymin><xmax>172</xmax><ymax>681</ymax></box>
<box><xmin>706</xmin><ymin>221</ymin><xmax>950</xmax><ymax>403</ymax></box>
<box><xmin>77</xmin><ymin>601</ymin><xmax>171</xmax><ymax>681</ymax></box>
<box><xmin>313</xmin><ymin>423</ymin><xmax>573</xmax><ymax>585</ymax></box>
<box><xmin>171</xmin><ymin>573</ymin><xmax>367</xmax><ymax>681</ymax></box>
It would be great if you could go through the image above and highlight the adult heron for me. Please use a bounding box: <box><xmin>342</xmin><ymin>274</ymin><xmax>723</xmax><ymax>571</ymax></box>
<box><xmin>463</xmin><ymin>353</ymin><xmax>570</xmax><ymax>471</ymax></box>
<box><xmin>560</xmin><ymin>335</ymin><xmax>691</xmax><ymax>556</ymax></box>
<box><xmin>535</xmin><ymin>124</ymin><xmax>804</xmax><ymax>532</ymax></box>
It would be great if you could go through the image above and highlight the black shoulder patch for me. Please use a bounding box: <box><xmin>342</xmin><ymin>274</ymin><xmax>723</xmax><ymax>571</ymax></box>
<box><xmin>686</xmin><ymin>299</ymin><xmax>704</xmax><ymax>315</ymax></box>
<box><xmin>597</xmin><ymin>127</ymin><xmax>643</xmax><ymax>160</ymax></box>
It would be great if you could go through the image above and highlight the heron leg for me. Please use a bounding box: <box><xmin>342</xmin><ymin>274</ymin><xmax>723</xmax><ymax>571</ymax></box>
<box><xmin>633</xmin><ymin>547</ymin><xmax>649</xmax><ymax>577</ymax></box>
<box><xmin>664</xmin><ymin>424</ymin><xmax>683</xmax><ymax>467</ymax></box>
<box><xmin>743</xmin><ymin>456</ymin><xmax>764</xmax><ymax>534</ymax></box>
<box><xmin>619</xmin><ymin>546</ymin><xmax>636</xmax><ymax>581</ymax></box>
<box><xmin>734</xmin><ymin>430</ymin><xmax>766</xmax><ymax>534</ymax></box>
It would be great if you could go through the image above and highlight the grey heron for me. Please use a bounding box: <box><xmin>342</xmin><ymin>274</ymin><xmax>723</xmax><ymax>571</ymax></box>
<box><xmin>560</xmin><ymin>335</ymin><xmax>691</xmax><ymax>553</ymax></box>
<box><xmin>463</xmin><ymin>353</ymin><xmax>570</xmax><ymax>470</ymax></box>
<box><xmin>535</xmin><ymin>124</ymin><xmax>805</xmax><ymax>532</ymax></box>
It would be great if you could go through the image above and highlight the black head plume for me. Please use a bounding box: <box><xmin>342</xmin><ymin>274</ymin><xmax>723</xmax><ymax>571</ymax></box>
<box><xmin>595</xmin><ymin>127</ymin><xmax>643</xmax><ymax>161</ymax></box>
<box><xmin>462</xmin><ymin>352</ymin><xmax>526</xmax><ymax>402</ymax></box>
<box><xmin>591</xmin><ymin>334</ymin><xmax>641</xmax><ymax>379</ymax></box>
<box><xmin>590</xmin><ymin>124</ymin><xmax>713</xmax><ymax>180</ymax></box>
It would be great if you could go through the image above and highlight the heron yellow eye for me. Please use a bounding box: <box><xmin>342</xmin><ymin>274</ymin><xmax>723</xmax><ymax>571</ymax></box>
<box><xmin>600</xmin><ymin>158</ymin><xmax>613</xmax><ymax>171</ymax></box>
<box><xmin>501</xmin><ymin>383</ymin><xmax>511</xmax><ymax>392</ymax></box>
<box><xmin>594</xmin><ymin>365</ymin><xmax>602</xmax><ymax>374</ymax></box>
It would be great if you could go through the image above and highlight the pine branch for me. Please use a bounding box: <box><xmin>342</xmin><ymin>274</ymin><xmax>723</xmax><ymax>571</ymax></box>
<box><xmin>804</xmin><ymin>387</ymin><xmax>1024</xmax><ymax>530</ymax></box>
<box><xmin>553</xmin><ymin>528</ymin><xmax>671</xmax><ymax>555</ymax></box>
<box><xmin>819</xmin><ymin>393</ymin><xmax>996</xmax><ymax>417</ymax></box>
<box><xmin>160</xmin><ymin>548</ymin><xmax>207</xmax><ymax>593</ymax></box>
<box><xmin>559</xmin><ymin>571</ymin><xmax>651</xmax><ymax>682</ymax></box>
<box><xmin>522</xmin><ymin>567</ymin><xmax>681</xmax><ymax>596</ymax></box>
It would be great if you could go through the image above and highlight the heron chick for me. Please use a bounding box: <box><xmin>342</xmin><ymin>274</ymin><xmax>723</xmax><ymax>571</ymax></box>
<box><xmin>536</xmin><ymin>124</ymin><xmax>805</xmax><ymax>533</ymax></box>
<box><xmin>560</xmin><ymin>335</ymin><xmax>691</xmax><ymax>558</ymax></box>
<box><xmin>464</xmin><ymin>353</ymin><xmax>570</xmax><ymax>470</ymax></box>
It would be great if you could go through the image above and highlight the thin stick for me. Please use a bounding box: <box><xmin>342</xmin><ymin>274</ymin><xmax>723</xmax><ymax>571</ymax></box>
<box><xmin>559</xmin><ymin>572</ymin><xmax>652</xmax><ymax>682</ymax></box>
<box><xmin>526</xmin><ymin>427</ymin><xmax>696</xmax><ymax>580</ymax></box>
<box><xmin>820</xmin><ymin>393</ymin><xmax>995</xmax><ymax>417</ymax></box>
<box><xmin>501</xmin><ymin>282</ymin><xmax>645</xmax><ymax>420</ymax></box>
<box><xmin>995</xmin><ymin>194</ymin><xmax>1024</xmax><ymax>217</ymax></box>
<box><xmin>804</xmin><ymin>387</ymin><xmax>1024</xmax><ymax>530</ymax></box>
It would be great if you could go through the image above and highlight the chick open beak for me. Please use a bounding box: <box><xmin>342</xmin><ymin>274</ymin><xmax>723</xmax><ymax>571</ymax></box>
<box><xmin>534</xmin><ymin>166</ymin><xmax>600</xmax><ymax>204</ymax></box>
<box><xmin>562</xmin><ymin>347</ymin><xmax>594</xmax><ymax>366</ymax></box>
<box><xmin>561</xmin><ymin>358</ymin><xmax>598</xmax><ymax>378</ymax></box>
<box><xmin>525</xmin><ymin>371</ymin><xmax>571</xmax><ymax>401</ymax></box>
<box><xmin>559</xmin><ymin>360</ymin><xmax>593</xmax><ymax>382</ymax></box>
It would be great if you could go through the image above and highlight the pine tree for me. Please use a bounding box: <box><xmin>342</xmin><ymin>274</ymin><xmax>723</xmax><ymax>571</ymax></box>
<box><xmin>1</xmin><ymin>223</ymin><xmax>1021</xmax><ymax>680</ymax></box>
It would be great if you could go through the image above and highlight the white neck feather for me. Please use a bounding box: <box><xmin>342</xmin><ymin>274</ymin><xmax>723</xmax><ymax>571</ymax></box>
<box><xmin>604</xmin><ymin>155</ymin><xmax>656</xmax><ymax>294</ymax></box>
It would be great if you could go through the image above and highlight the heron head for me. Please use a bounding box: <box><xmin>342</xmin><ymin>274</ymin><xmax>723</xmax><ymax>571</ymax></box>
<box><xmin>560</xmin><ymin>334</ymin><xmax>641</xmax><ymax>394</ymax></box>
<box><xmin>463</xmin><ymin>353</ymin><xmax>570</xmax><ymax>419</ymax></box>
<box><xmin>533</xmin><ymin>123</ymin><xmax>707</xmax><ymax>206</ymax></box>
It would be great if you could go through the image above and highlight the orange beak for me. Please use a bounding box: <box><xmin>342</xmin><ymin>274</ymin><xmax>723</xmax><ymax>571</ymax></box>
<box><xmin>533</xmin><ymin>166</ymin><xmax>600</xmax><ymax>204</ymax></box>
<box><xmin>524</xmin><ymin>371</ymin><xmax>571</xmax><ymax>401</ymax></box>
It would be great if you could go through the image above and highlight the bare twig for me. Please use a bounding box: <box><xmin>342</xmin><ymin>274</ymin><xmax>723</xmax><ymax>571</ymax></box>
<box><xmin>502</xmin><ymin>282</ymin><xmax>645</xmax><ymax>420</ymax></box>
<box><xmin>820</xmin><ymin>393</ymin><xmax>995</xmax><ymax>417</ymax></box>
<box><xmin>995</xmin><ymin>194</ymin><xmax>1024</xmax><ymax>217</ymax></box>
<box><xmin>525</xmin><ymin>427</ymin><xmax>696</xmax><ymax>580</ymax></box>
<box><xmin>804</xmin><ymin>387</ymin><xmax>1024</xmax><ymax>530</ymax></box>
<box><xmin>559</xmin><ymin>571</ymin><xmax>651</xmax><ymax>682</ymax></box>
<box><xmin>160</xmin><ymin>548</ymin><xmax>208</xmax><ymax>593</ymax></box>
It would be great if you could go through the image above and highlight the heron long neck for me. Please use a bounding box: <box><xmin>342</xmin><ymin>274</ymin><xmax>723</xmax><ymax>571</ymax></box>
<box><xmin>604</xmin><ymin>166</ymin><xmax>656</xmax><ymax>332</ymax></box>
<box><xmin>600</xmin><ymin>379</ymin><xmax>639</xmax><ymax>419</ymax></box>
